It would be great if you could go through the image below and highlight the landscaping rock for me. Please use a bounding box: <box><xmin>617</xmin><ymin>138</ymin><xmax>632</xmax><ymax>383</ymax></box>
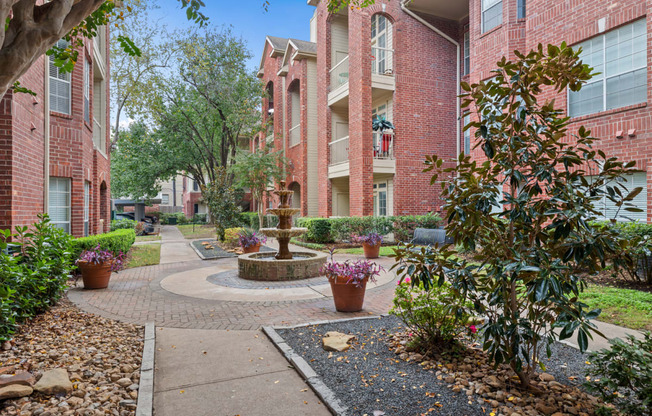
<box><xmin>33</xmin><ymin>369</ymin><xmax>72</xmax><ymax>395</ymax></box>
<box><xmin>322</xmin><ymin>331</ymin><xmax>355</xmax><ymax>352</ymax></box>
<box><xmin>539</xmin><ymin>373</ymin><xmax>555</xmax><ymax>382</ymax></box>
<box><xmin>0</xmin><ymin>372</ymin><xmax>35</xmax><ymax>387</ymax></box>
<box><xmin>115</xmin><ymin>378</ymin><xmax>132</xmax><ymax>388</ymax></box>
<box><xmin>0</xmin><ymin>384</ymin><xmax>33</xmax><ymax>400</ymax></box>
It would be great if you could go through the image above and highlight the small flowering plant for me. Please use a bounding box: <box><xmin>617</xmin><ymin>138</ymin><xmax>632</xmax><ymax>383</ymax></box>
<box><xmin>77</xmin><ymin>244</ymin><xmax>125</xmax><ymax>272</ymax></box>
<box><xmin>321</xmin><ymin>248</ymin><xmax>384</xmax><ymax>287</ymax></box>
<box><xmin>238</xmin><ymin>228</ymin><xmax>267</xmax><ymax>249</ymax></box>
<box><xmin>353</xmin><ymin>232</ymin><xmax>383</xmax><ymax>247</ymax></box>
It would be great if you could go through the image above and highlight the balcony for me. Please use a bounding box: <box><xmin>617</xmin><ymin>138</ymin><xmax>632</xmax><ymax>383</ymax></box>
<box><xmin>327</xmin><ymin>133</ymin><xmax>396</xmax><ymax>178</ymax></box>
<box><xmin>371</xmin><ymin>47</ymin><xmax>395</xmax><ymax>91</ymax></box>
<box><xmin>328</xmin><ymin>56</ymin><xmax>349</xmax><ymax>107</ymax></box>
<box><xmin>289</xmin><ymin>124</ymin><xmax>300</xmax><ymax>147</ymax></box>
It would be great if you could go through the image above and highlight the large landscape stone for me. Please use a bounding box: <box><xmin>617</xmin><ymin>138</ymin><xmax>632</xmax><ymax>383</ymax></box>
<box><xmin>0</xmin><ymin>372</ymin><xmax>35</xmax><ymax>388</ymax></box>
<box><xmin>0</xmin><ymin>384</ymin><xmax>33</xmax><ymax>400</ymax></box>
<box><xmin>33</xmin><ymin>369</ymin><xmax>73</xmax><ymax>395</ymax></box>
<box><xmin>322</xmin><ymin>331</ymin><xmax>355</xmax><ymax>352</ymax></box>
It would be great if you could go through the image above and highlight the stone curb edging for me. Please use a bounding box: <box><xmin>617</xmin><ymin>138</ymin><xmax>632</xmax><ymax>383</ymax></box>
<box><xmin>136</xmin><ymin>322</ymin><xmax>155</xmax><ymax>416</ymax></box>
<box><xmin>189</xmin><ymin>240</ymin><xmax>210</xmax><ymax>260</ymax></box>
<box><xmin>262</xmin><ymin>315</ymin><xmax>390</xmax><ymax>416</ymax></box>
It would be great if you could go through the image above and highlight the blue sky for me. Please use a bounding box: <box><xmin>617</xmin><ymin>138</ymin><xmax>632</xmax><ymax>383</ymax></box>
<box><xmin>156</xmin><ymin>0</ymin><xmax>315</xmax><ymax>69</ymax></box>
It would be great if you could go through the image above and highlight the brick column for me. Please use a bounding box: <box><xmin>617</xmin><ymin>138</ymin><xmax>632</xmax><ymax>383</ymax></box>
<box><xmin>348</xmin><ymin>9</ymin><xmax>374</xmax><ymax>217</ymax></box>
<box><xmin>317</xmin><ymin>9</ymin><xmax>332</xmax><ymax>217</ymax></box>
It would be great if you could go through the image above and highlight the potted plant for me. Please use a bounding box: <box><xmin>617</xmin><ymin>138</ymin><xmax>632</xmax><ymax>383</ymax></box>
<box><xmin>321</xmin><ymin>249</ymin><xmax>384</xmax><ymax>312</ymax></box>
<box><xmin>238</xmin><ymin>229</ymin><xmax>267</xmax><ymax>254</ymax></box>
<box><xmin>354</xmin><ymin>232</ymin><xmax>383</xmax><ymax>259</ymax></box>
<box><xmin>76</xmin><ymin>244</ymin><xmax>125</xmax><ymax>289</ymax></box>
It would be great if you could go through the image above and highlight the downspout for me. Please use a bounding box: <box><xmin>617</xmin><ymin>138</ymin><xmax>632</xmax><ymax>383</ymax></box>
<box><xmin>400</xmin><ymin>0</ymin><xmax>461</xmax><ymax>162</ymax></box>
<box><xmin>43</xmin><ymin>55</ymin><xmax>50</xmax><ymax>213</ymax></box>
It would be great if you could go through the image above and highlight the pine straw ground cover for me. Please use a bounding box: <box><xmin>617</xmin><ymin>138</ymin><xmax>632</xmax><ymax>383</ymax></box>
<box><xmin>278</xmin><ymin>316</ymin><xmax>616</xmax><ymax>416</ymax></box>
<box><xmin>0</xmin><ymin>299</ymin><xmax>143</xmax><ymax>416</ymax></box>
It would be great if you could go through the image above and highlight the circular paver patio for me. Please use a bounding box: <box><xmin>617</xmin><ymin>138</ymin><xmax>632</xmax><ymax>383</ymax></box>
<box><xmin>67</xmin><ymin>255</ymin><xmax>398</xmax><ymax>330</ymax></box>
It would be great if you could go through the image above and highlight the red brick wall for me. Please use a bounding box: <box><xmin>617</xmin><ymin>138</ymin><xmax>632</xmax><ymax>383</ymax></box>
<box><xmin>316</xmin><ymin>9</ymin><xmax>333</xmax><ymax>217</ymax></box>
<box><xmin>0</xmin><ymin>29</ymin><xmax>111</xmax><ymax>236</ymax></box>
<box><xmin>469</xmin><ymin>0</ymin><xmax>652</xmax><ymax>220</ymax></box>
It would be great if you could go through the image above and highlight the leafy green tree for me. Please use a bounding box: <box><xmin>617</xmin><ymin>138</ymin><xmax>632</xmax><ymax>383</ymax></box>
<box><xmin>0</xmin><ymin>0</ymin><xmax>207</xmax><ymax>97</ymax></box>
<box><xmin>201</xmin><ymin>167</ymin><xmax>241</xmax><ymax>241</ymax></box>
<box><xmin>392</xmin><ymin>43</ymin><xmax>641</xmax><ymax>389</ymax></box>
<box><xmin>231</xmin><ymin>144</ymin><xmax>288</xmax><ymax>229</ymax></box>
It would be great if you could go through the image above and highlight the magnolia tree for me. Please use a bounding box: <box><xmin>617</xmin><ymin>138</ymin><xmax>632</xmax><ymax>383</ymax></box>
<box><xmin>392</xmin><ymin>43</ymin><xmax>641</xmax><ymax>389</ymax></box>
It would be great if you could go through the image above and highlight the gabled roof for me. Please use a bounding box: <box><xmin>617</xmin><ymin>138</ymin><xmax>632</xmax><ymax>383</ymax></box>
<box><xmin>280</xmin><ymin>38</ymin><xmax>317</xmax><ymax>68</ymax></box>
<box><xmin>258</xmin><ymin>36</ymin><xmax>289</xmax><ymax>77</ymax></box>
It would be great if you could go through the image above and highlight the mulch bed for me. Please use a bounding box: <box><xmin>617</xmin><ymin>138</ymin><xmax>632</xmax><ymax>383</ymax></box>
<box><xmin>0</xmin><ymin>299</ymin><xmax>143</xmax><ymax>416</ymax></box>
<box><xmin>278</xmin><ymin>316</ymin><xmax>614</xmax><ymax>416</ymax></box>
<box><xmin>191</xmin><ymin>239</ymin><xmax>275</xmax><ymax>259</ymax></box>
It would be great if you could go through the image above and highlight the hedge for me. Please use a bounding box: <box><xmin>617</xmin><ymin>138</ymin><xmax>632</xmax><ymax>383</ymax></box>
<box><xmin>296</xmin><ymin>214</ymin><xmax>443</xmax><ymax>244</ymax></box>
<box><xmin>72</xmin><ymin>229</ymin><xmax>136</xmax><ymax>259</ymax></box>
<box><xmin>238</xmin><ymin>212</ymin><xmax>278</xmax><ymax>230</ymax></box>
<box><xmin>592</xmin><ymin>221</ymin><xmax>652</xmax><ymax>240</ymax></box>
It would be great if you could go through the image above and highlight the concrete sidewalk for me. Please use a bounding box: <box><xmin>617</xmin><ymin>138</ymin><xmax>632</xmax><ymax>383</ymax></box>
<box><xmin>159</xmin><ymin>225</ymin><xmax>199</xmax><ymax>264</ymax></box>
<box><xmin>153</xmin><ymin>327</ymin><xmax>330</xmax><ymax>416</ymax></box>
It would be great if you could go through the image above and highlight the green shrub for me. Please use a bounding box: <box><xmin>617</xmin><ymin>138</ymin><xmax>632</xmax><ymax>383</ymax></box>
<box><xmin>239</xmin><ymin>212</ymin><xmax>260</xmax><ymax>229</ymax></box>
<box><xmin>592</xmin><ymin>221</ymin><xmax>652</xmax><ymax>284</ymax></box>
<box><xmin>392</xmin><ymin>213</ymin><xmax>442</xmax><ymax>242</ymax></box>
<box><xmin>390</xmin><ymin>275</ymin><xmax>471</xmax><ymax>347</ymax></box>
<box><xmin>162</xmin><ymin>212</ymin><xmax>189</xmax><ymax>225</ymax></box>
<box><xmin>297</xmin><ymin>218</ymin><xmax>333</xmax><ymax>243</ymax></box>
<box><xmin>585</xmin><ymin>332</ymin><xmax>652</xmax><ymax>416</ymax></box>
<box><xmin>111</xmin><ymin>219</ymin><xmax>137</xmax><ymax>231</ymax></box>
<box><xmin>72</xmin><ymin>229</ymin><xmax>136</xmax><ymax>259</ymax></box>
<box><xmin>192</xmin><ymin>213</ymin><xmax>208</xmax><ymax>223</ymax></box>
<box><xmin>0</xmin><ymin>215</ymin><xmax>74</xmax><ymax>341</ymax></box>
<box><xmin>329</xmin><ymin>216</ymin><xmax>394</xmax><ymax>242</ymax></box>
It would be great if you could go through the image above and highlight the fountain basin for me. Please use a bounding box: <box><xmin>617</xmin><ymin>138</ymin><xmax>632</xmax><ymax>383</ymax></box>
<box><xmin>238</xmin><ymin>251</ymin><xmax>328</xmax><ymax>281</ymax></box>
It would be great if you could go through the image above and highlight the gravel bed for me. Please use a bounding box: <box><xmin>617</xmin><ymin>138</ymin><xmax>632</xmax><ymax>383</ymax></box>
<box><xmin>0</xmin><ymin>299</ymin><xmax>143</xmax><ymax>416</ymax></box>
<box><xmin>278</xmin><ymin>316</ymin><xmax>594</xmax><ymax>416</ymax></box>
<box><xmin>191</xmin><ymin>239</ymin><xmax>275</xmax><ymax>259</ymax></box>
<box><xmin>278</xmin><ymin>316</ymin><xmax>486</xmax><ymax>416</ymax></box>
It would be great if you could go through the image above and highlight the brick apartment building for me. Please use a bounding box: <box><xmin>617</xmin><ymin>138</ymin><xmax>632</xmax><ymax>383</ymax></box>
<box><xmin>0</xmin><ymin>28</ymin><xmax>111</xmax><ymax>236</ymax></box>
<box><xmin>255</xmin><ymin>0</ymin><xmax>651</xmax><ymax>222</ymax></box>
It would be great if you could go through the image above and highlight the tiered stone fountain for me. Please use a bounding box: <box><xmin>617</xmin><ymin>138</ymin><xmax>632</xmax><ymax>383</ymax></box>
<box><xmin>238</xmin><ymin>181</ymin><xmax>327</xmax><ymax>281</ymax></box>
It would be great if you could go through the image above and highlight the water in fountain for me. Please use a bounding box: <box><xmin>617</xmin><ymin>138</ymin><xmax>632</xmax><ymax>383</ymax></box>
<box><xmin>259</xmin><ymin>180</ymin><xmax>308</xmax><ymax>260</ymax></box>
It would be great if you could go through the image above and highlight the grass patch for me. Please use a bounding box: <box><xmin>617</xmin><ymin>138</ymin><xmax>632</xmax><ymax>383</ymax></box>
<box><xmin>336</xmin><ymin>245</ymin><xmax>400</xmax><ymax>256</ymax></box>
<box><xmin>135</xmin><ymin>235</ymin><xmax>161</xmax><ymax>242</ymax></box>
<box><xmin>125</xmin><ymin>244</ymin><xmax>161</xmax><ymax>269</ymax></box>
<box><xmin>177</xmin><ymin>224</ymin><xmax>215</xmax><ymax>239</ymax></box>
<box><xmin>580</xmin><ymin>284</ymin><xmax>652</xmax><ymax>331</ymax></box>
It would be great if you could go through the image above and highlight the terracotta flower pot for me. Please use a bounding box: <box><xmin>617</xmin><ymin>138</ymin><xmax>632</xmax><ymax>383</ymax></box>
<box><xmin>362</xmin><ymin>242</ymin><xmax>381</xmax><ymax>259</ymax></box>
<box><xmin>78</xmin><ymin>261</ymin><xmax>112</xmax><ymax>289</ymax></box>
<box><xmin>329</xmin><ymin>276</ymin><xmax>368</xmax><ymax>312</ymax></box>
<box><xmin>242</xmin><ymin>243</ymin><xmax>261</xmax><ymax>254</ymax></box>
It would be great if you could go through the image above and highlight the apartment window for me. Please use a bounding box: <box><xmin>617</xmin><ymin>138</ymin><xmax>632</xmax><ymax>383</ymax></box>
<box><xmin>517</xmin><ymin>0</ymin><xmax>526</xmax><ymax>19</ymax></box>
<box><xmin>482</xmin><ymin>0</ymin><xmax>503</xmax><ymax>33</ymax></box>
<box><xmin>463</xmin><ymin>115</ymin><xmax>471</xmax><ymax>154</ymax></box>
<box><xmin>371</xmin><ymin>14</ymin><xmax>393</xmax><ymax>75</ymax></box>
<box><xmin>49</xmin><ymin>177</ymin><xmax>71</xmax><ymax>233</ymax></box>
<box><xmin>588</xmin><ymin>173</ymin><xmax>647</xmax><ymax>222</ymax></box>
<box><xmin>373</xmin><ymin>182</ymin><xmax>388</xmax><ymax>217</ymax></box>
<box><xmin>569</xmin><ymin>19</ymin><xmax>647</xmax><ymax>117</ymax></box>
<box><xmin>84</xmin><ymin>182</ymin><xmax>90</xmax><ymax>236</ymax></box>
<box><xmin>463</xmin><ymin>32</ymin><xmax>470</xmax><ymax>75</ymax></box>
<box><xmin>193</xmin><ymin>180</ymin><xmax>199</xmax><ymax>192</ymax></box>
<box><xmin>49</xmin><ymin>40</ymin><xmax>71</xmax><ymax>114</ymax></box>
<box><xmin>84</xmin><ymin>58</ymin><xmax>91</xmax><ymax>123</ymax></box>
<box><xmin>162</xmin><ymin>194</ymin><xmax>170</xmax><ymax>205</ymax></box>
<box><xmin>193</xmin><ymin>204</ymin><xmax>199</xmax><ymax>215</ymax></box>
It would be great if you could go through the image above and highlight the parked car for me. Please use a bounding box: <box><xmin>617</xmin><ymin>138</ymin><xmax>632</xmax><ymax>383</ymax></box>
<box><xmin>116</xmin><ymin>212</ymin><xmax>158</xmax><ymax>224</ymax></box>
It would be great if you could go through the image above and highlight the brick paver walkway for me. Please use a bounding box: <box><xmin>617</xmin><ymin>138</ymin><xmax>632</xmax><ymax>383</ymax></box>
<box><xmin>67</xmin><ymin>257</ymin><xmax>398</xmax><ymax>330</ymax></box>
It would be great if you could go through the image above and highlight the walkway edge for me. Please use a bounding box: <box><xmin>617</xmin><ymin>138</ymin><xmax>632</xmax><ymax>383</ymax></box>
<box><xmin>136</xmin><ymin>322</ymin><xmax>155</xmax><ymax>416</ymax></box>
<box><xmin>263</xmin><ymin>315</ymin><xmax>389</xmax><ymax>416</ymax></box>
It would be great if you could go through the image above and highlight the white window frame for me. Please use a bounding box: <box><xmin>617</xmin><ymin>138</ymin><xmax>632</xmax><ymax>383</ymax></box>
<box><xmin>463</xmin><ymin>31</ymin><xmax>470</xmax><ymax>75</ymax></box>
<box><xmin>84</xmin><ymin>58</ymin><xmax>91</xmax><ymax>123</ymax></box>
<box><xmin>49</xmin><ymin>177</ymin><xmax>71</xmax><ymax>233</ymax></box>
<box><xmin>162</xmin><ymin>194</ymin><xmax>170</xmax><ymax>205</ymax></box>
<box><xmin>463</xmin><ymin>115</ymin><xmax>471</xmax><ymax>154</ymax></box>
<box><xmin>481</xmin><ymin>0</ymin><xmax>503</xmax><ymax>33</ymax></box>
<box><xmin>373</xmin><ymin>182</ymin><xmax>388</xmax><ymax>217</ymax></box>
<box><xmin>568</xmin><ymin>19</ymin><xmax>647</xmax><ymax>118</ymax></box>
<box><xmin>49</xmin><ymin>40</ymin><xmax>71</xmax><ymax>115</ymax></box>
<box><xmin>84</xmin><ymin>182</ymin><xmax>90</xmax><ymax>236</ymax></box>
<box><xmin>517</xmin><ymin>0</ymin><xmax>526</xmax><ymax>19</ymax></box>
<box><xmin>371</xmin><ymin>14</ymin><xmax>392</xmax><ymax>75</ymax></box>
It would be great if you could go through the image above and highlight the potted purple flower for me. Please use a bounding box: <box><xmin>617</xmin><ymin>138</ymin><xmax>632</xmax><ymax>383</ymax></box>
<box><xmin>321</xmin><ymin>248</ymin><xmax>384</xmax><ymax>312</ymax></box>
<box><xmin>238</xmin><ymin>229</ymin><xmax>267</xmax><ymax>254</ymax></box>
<box><xmin>76</xmin><ymin>244</ymin><xmax>125</xmax><ymax>289</ymax></box>
<box><xmin>354</xmin><ymin>232</ymin><xmax>383</xmax><ymax>259</ymax></box>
